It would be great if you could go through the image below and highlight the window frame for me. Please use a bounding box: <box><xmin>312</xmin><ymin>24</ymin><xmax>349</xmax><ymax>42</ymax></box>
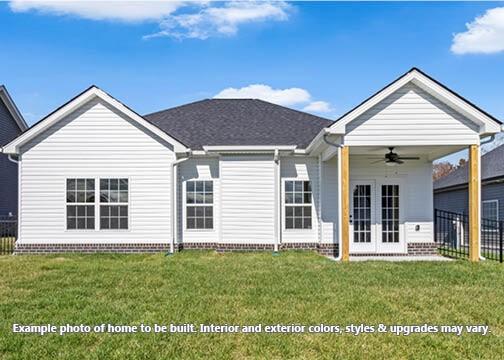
<box><xmin>65</xmin><ymin>178</ymin><xmax>97</xmax><ymax>231</ymax></box>
<box><xmin>482</xmin><ymin>199</ymin><xmax>499</xmax><ymax>222</ymax></box>
<box><xmin>184</xmin><ymin>179</ymin><xmax>215</xmax><ymax>231</ymax></box>
<box><xmin>99</xmin><ymin>178</ymin><xmax>130</xmax><ymax>231</ymax></box>
<box><xmin>283</xmin><ymin>179</ymin><xmax>314</xmax><ymax>231</ymax></box>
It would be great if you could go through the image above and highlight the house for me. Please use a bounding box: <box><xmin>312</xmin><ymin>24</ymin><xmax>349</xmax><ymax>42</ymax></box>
<box><xmin>1</xmin><ymin>68</ymin><xmax>501</xmax><ymax>261</ymax></box>
<box><xmin>0</xmin><ymin>85</ymin><xmax>27</xmax><ymax>217</ymax></box>
<box><xmin>434</xmin><ymin>144</ymin><xmax>504</xmax><ymax>222</ymax></box>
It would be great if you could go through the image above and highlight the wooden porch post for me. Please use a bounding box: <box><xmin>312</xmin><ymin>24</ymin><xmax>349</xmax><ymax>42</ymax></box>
<box><xmin>469</xmin><ymin>144</ymin><xmax>480</xmax><ymax>262</ymax></box>
<box><xmin>341</xmin><ymin>146</ymin><xmax>350</xmax><ymax>262</ymax></box>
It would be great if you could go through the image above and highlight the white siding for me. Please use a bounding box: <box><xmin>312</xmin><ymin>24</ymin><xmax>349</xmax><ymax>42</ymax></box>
<box><xmin>280</xmin><ymin>157</ymin><xmax>320</xmax><ymax>243</ymax></box>
<box><xmin>178</xmin><ymin>158</ymin><xmax>220</xmax><ymax>244</ymax></box>
<box><xmin>220</xmin><ymin>155</ymin><xmax>275</xmax><ymax>244</ymax></box>
<box><xmin>350</xmin><ymin>156</ymin><xmax>434</xmax><ymax>243</ymax></box>
<box><xmin>320</xmin><ymin>157</ymin><xmax>339</xmax><ymax>244</ymax></box>
<box><xmin>19</xmin><ymin>98</ymin><xmax>175</xmax><ymax>244</ymax></box>
<box><xmin>345</xmin><ymin>83</ymin><xmax>480</xmax><ymax>146</ymax></box>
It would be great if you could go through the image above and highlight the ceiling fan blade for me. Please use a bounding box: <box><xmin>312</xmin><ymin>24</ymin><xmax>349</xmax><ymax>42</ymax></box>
<box><xmin>397</xmin><ymin>156</ymin><xmax>420</xmax><ymax>160</ymax></box>
<box><xmin>396</xmin><ymin>159</ymin><xmax>404</xmax><ymax>164</ymax></box>
<box><xmin>367</xmin><ymin>157</ymin><xmax>384</xmax><ymax>159</ymax></box>
<box><xmin>371</xmin><ymin>159</ymin><xmax>385</xmax><ymax>164</ymax></box>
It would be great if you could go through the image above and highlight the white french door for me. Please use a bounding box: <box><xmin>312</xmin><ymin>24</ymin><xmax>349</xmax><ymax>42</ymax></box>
<box><xmin>350</xmin><ymin>181</ymin><xmax>376</xmax><ymax>253</ymax></box>
<box><xmin>350</xmin><ymin>179</ymin><xmax>406</xmax><ymax>254</ymax></box>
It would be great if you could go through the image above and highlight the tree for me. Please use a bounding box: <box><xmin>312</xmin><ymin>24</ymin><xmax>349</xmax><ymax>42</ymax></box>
<box><xmin>433</xmin><ymin>161</ymin><xmax>456</xmax><ymax>181</ymax></box>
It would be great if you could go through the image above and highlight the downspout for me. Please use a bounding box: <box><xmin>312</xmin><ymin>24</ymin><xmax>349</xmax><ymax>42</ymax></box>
<box><xmin>274</xmin><ymin>148</ymin><xmax>281</xmax><ymax>253</ymax></box>
<box><xmin>478</xmin><ymin>134</ymin><xmax>495</xmax><ymax>261</ymax></box>
<box><xmin>323</xmin><ymin>133</ymin><xmax>344</xmax><ymax>261</ymax></box>
<box><xmin>318</xmin><ymin>154</ymin><xmax>322</xmax><ymax>246</ymax></box>
<box><xmin>169</xmin><ymin>153</ymin><xmax>191</xmax><ymax>255</ymax></box>
<box><xmin>7</xmin><ymin>153</ymin><xmax>21</xmax><ymax>244</ymax></box>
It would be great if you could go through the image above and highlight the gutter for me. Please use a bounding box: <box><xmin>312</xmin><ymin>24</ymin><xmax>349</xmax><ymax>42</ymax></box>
<box><xmin>7</xmin><ymin>154</ymin><xmax>19</xmax><ymax>164</ymax></box>
<box><xmin>169</xmin><ymin>152</ymin><xmax>192</xmax><ymax>255</ymax></box>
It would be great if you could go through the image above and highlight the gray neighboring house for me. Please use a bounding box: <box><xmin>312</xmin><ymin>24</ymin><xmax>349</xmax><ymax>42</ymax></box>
<box><xmin>434</xmin><ymin>144</ymin><xmax>504</xmax><ymax>222</ymax></box>
<box><xmin>0</xmin><ymin>85</ymin><xmax>27</xmax><ymax>216</ymax></box>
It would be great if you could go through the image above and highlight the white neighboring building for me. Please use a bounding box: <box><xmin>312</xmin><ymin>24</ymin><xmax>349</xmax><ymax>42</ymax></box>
<box><xmin>2</xmin><ymin>68</ymin><xmax>501</xmax><ymax>259</ymax></box>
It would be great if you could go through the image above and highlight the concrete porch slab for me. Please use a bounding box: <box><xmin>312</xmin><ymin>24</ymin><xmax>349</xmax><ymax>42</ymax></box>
<box><xmin>327</xmin><ymin>255</ymin><xmax>453</xmax><ymax>262</ymax></box>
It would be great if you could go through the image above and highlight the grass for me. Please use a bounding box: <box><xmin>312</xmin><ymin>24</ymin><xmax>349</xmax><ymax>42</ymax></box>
<box><xmin>1</xmin><ymin>251</ymin><xmax>504</xmax><ymax>359</ymax></box>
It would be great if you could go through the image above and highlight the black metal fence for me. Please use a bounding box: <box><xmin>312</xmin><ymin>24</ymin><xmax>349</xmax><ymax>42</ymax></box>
<box><xmin>0</xmin><ymin>216</ymin><xmax>17</xmax><ymax>255</ymax></box>
<box><xmin>434</xmin><ymin>209</ymin><xmax>503</xmax><ymax>262</ymax></box>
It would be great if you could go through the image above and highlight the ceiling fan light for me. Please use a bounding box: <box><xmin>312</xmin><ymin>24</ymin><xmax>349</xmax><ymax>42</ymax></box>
<box><xmin>385</xmin><ymin>161</ymin><xmax>398</xmax><ymax>167</ymax></box>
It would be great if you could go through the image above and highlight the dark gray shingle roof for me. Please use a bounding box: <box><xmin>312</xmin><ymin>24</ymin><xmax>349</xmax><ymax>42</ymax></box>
<box><xmin>434</xmin><ymin>144</ymin><xmax>504</xmax><ymax>190</ymax></box>
<box><xmin>143</xmin><ymin>99</ymin><xmax>333</xmax><ymax>150</ymax></box>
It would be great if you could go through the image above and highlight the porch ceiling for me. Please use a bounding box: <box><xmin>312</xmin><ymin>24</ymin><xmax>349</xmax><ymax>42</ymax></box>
<box><xmin>348</xmin><ymin>145</ymin><xmax>467</xmax><ymax>161</ymax></box>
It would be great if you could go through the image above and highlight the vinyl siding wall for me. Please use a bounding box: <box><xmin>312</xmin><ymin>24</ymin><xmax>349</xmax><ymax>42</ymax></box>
<box><xmin>177</xmin><ymin>155</ymin><xmax>336</xmax><ymax>245</ymax></box>
<box><xmin>320</xmin><ymin>157</ymin><xmax>339</xmax><ymax>244</ymax></box>
<box><xmin>350</xmin><ymin>156</ymin><xmax>434</xmax><ymax>243</ymax></box>
<box><xmin>0</xmin><ymin>99</ymin><xmax>22</xmax><ymax>216</ymax></box>
<box><xmin>344</xmin><ymin>83</ymin><xmax>480</xmax><ymax>146</ymax></box>
<box><xmin>220</xmin><ymin>155</ymin><xmax>276</xmax><ymax>244</ymax></box>
<box><xmin>434</xmin><ymin>182</ymin><xmax>504</xmax><ymax>221</ymax></box>
<box><xmin>18</xmin><ymin>98</ymin><xmax>175</xmax><ymax>244</ymax></box>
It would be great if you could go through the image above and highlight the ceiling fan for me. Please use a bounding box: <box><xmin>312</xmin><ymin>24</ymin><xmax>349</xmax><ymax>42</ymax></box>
<box><xmin>369</xmin><ymin>147</ymin><xmax>420</xmax><ymax>166</ymax></box>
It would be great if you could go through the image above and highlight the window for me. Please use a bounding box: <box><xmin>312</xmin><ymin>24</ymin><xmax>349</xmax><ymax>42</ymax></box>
<box><xmin>100</xmin><ymin>178</ymin><xmax>128</xmax><ymax>230</ymax></box>
<box><xmin>285</xmin><ymin>180</ymin><xmax>312</xmax><ymax>229</ymax></box>
<box><xmin>186</xmin><ymin>180</ymin><xmax>213</xmax><ymax>229</ymax></box>
<box><xmin>482</xmin><ymin>200</ymin><xmax>499</xmax><ymax>222</ymax></box>
<box><xmin>66</xmin><ymin>178</ymin><xmax>95</xmax><ymax>230</ymax></box>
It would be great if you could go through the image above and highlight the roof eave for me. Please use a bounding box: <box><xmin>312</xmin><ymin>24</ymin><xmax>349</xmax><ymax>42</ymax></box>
<box><xmin>0</xmin><ymin>85</ymin><xmax>28</xmax><ymax>131</ymax></box>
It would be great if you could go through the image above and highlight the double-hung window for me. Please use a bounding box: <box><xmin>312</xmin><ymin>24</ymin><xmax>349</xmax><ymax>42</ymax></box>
<box><xmin>285</xmin><ymin>180</ymin><xmax>312</xmax><ymax>229</ymax></box>
<box><xmin>100</xmin><ymin>178</ymin><xmax>129</xmax><ymax>230</ymax></box>
<box><xmin>66</xmin><ymin>178</ymin><xmax>95</xmax><ymax>230</ymax></box>
<box><xmin>482</xmin><ymin>200</ymin><xmax>499</xmax><ymax>222</ymax></box>
<box><xmin>186</xmin><ymin>180</ymin><xmax>213</xmax><ymax>229</ymax></box>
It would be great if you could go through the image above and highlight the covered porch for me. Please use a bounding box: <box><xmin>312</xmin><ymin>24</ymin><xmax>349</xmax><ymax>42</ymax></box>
<box><xmin>326</xmin><ymin>143</ymin><xmax>481</xmax><ymax>261</ymax></box>
<box><xmin>306</xmin><ymin>68</ymin><xmax>501</xmax><ymax>261</ymax></box>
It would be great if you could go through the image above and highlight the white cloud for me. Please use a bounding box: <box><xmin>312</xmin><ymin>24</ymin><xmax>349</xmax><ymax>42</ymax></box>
<box><xmin>214</xmin><ymin>84</ymin><xmax>333</xmax><ymax>114</ymax></box>
<box><xmin>451</xmin><ymin>7</ymin><xmax>504</xmax><ymax>54</ymax></box>
<box><xmin>9</xmin><ymin>0</ymin><xmax>291</xmax><ymax>39</ymax></box>
<box><xmin>215</xmin><ymin>84</ymin><xmax>310</xmax><ymax>106</ymax></box>
<box><xmin>9</xmin><ymin>0</ymin><xmax>184</xmax><ymax>22</ymax></box>
<box><xmin>302</xmin><ymin>101</ymin><xmax>332</xmax><ymax>113</ymax></box>
<box><xmin>145</xmin><ymin>1</ymin><xmax>291</xmax><ymax>40</ymax></box>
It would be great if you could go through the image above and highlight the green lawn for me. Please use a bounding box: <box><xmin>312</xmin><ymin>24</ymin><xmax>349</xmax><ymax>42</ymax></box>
<box><xmin>1</xmin><ymin>251</ymin><xmax>503</xmax><ymax>359</ymax></box>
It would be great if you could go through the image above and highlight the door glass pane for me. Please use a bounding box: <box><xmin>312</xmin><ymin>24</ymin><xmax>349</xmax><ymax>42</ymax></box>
<box><xmin>353</xmin><ymin>185</ymin><xmax>371</xmax><ymax>243</ymax></box>
<box><xmin>381</xmin><ymin>185</ymin><xmax>399</xmax><ymax>243</ymax></box>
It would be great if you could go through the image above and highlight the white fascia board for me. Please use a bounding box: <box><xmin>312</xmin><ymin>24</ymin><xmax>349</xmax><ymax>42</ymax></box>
<box><xmin>305</xmin><ymin>128</ymin><xmax>329</xmax><ymax>154</ymax></box>
<box><xmin>3</xmin><ymin>86</ymin><xmax>189</xmax><ymax>154</ymax></box>
<box><xmin>329</xmin><ymin>69</ymin><xmax>501</xmax><ymax>135</ymax></box>
<box><xmin>0</xmin><ymin>86</ymin><xmax>28</xmax><ymax>131</ymax></box>
<box><xmin>409</xmin><ymin>73</ymin><xmax>501</xmax><ymax>134</ymax></box>
<box><xmin>305</xmin><ymin>128</ymin><xmax>344</xmax><ymax>156</ymax></box>
<box><xmin>202</xmin><ymin>145</ymin><xmax>297</xmax><ymax>154</ymax></box>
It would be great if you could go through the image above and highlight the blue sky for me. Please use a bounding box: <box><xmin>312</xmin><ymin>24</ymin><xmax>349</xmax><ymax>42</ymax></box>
<box><xmin>1</xmin><ymin>1</ymin><xmax>504</xmax><ymax>160</ymax></box>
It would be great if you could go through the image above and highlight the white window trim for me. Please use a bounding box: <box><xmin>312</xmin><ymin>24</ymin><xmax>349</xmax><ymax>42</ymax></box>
<box><xmin>99</xmin><ymin>177</ymin><xmax>131</xmax><ymax>232</ymax></box>
<box><xmin>64</xmin><ymin>178</ymin><xmax>97</xmax><ymax>232</ymax></box>
<box><xmin>184</xmin><ymin>179</ymin><xmax>215</xmax><ymax>232</ymax></box>
<box><xmin>63</xmin><ymin>176</ymin><xmax>131</xmax><ymax>232</ymax></box>
<box><xmin>282</xmin><ymin>178</ymin><xmax>314</xmax><ymax>231</ymax></box>
<box><xmin>482</xmin><ymin>199</ymin><xmax>499</xmax><ymax>221</ymax></box>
